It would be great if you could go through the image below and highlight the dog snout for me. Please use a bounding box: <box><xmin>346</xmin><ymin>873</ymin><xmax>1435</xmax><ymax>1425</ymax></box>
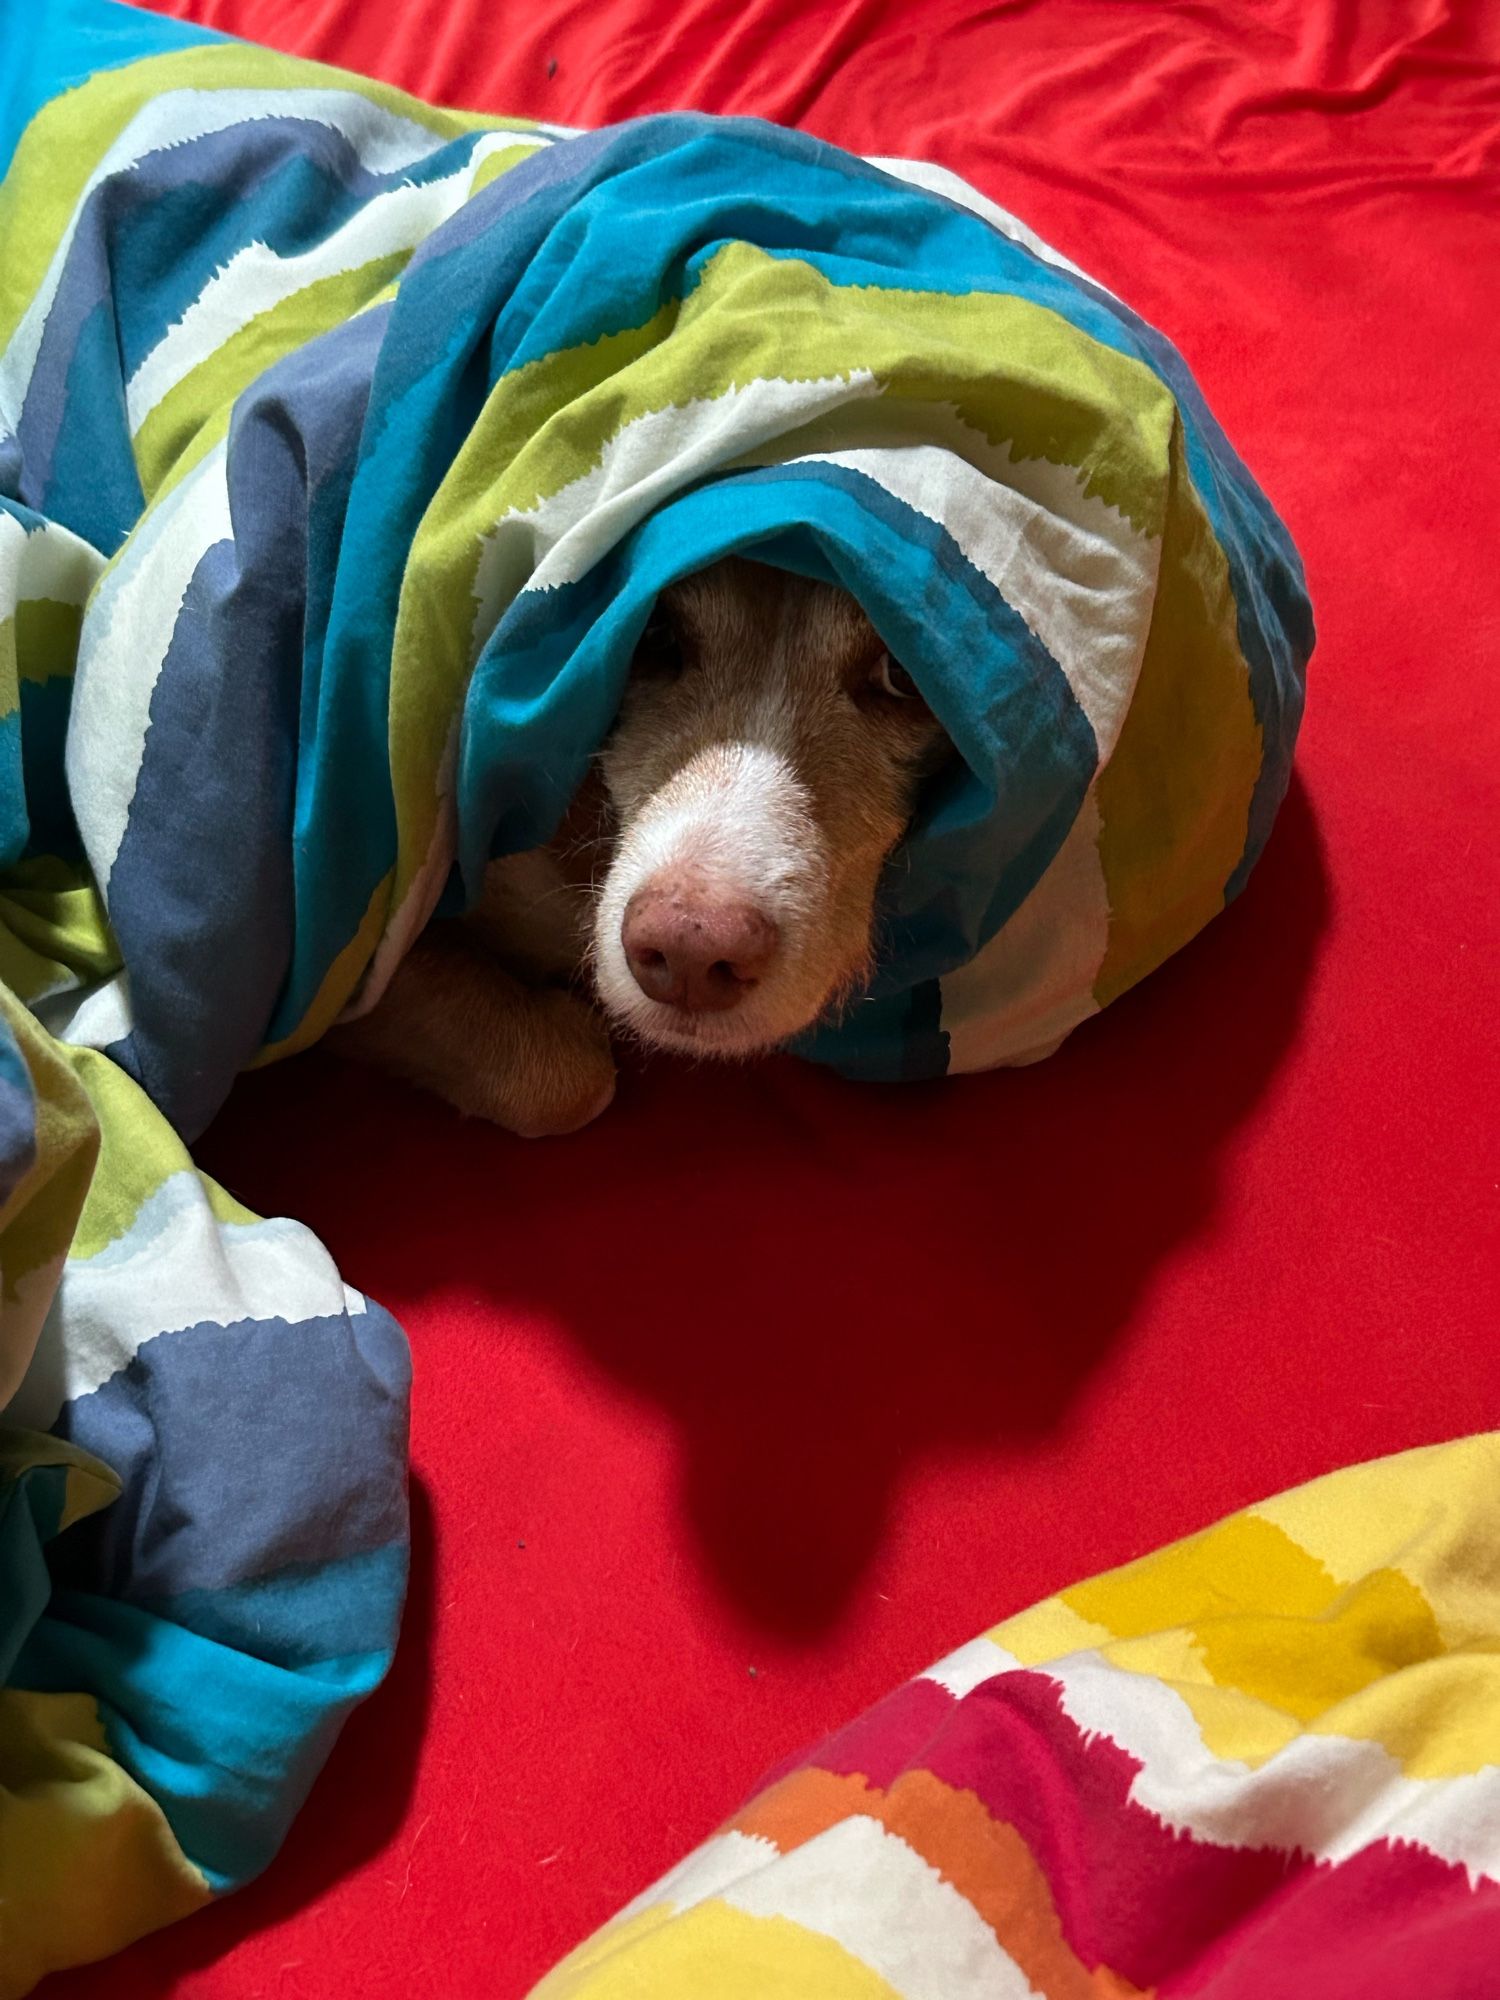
<box><xmin>621</xmin><ymin>876</ymin><xmax>780</xmax><ymax>1012</ymax></box>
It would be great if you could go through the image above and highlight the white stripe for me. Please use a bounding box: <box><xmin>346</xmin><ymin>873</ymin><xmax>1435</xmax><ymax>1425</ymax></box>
<box><xmin>33</xmin><ymin>971</ymin><xmax>134</xmax><ymax>1051</ymax></box>
<box><xmin>3</xmin><ymin>1168</ymin><xmax>367</xmax><ymax>1432</ymax></box>
<box><xmin>726</xmin><ymin>1815</ymin><xmax>1040</xmax><ymax>1998</ymax></box>
<box><xmin>468</xmin><ymin>371</ymin><xmax>884</xmax><ymax>642</ymax></box>
<box><xmin>340</xmin><ymin>717</ymin><xmax>460</xmax><ymax>1022</ymax></box>
<box><xmin>0</xmin><ymin>509</ymin><xmax>104</xmax><ymax>622</ymax></box>
<box><xmin>940</xmin><ymin>789</ymin><xmax>1107</xmax><ymax>1071</ymax></box>
<box><xmin>67</xmin><ymin>438</ymin><xmax>231</xmax><ymax>897</ymax></box>
<box><xmin>784</xmin><ymin>442</ymin><xmax>1156</xmax><ymax>759</ymax></box>
<box><xmin>614</xmin><ymin>1829</ymin><xmax>780</xmax><ymax>1927</ymax></box>
<box><xmin>0</xmin><ymin>86</ymin><xmax>479</xmax><ymax>426</ymax></box>
<box><xmin>864</xmin><ymin>155</ymin><xmax>1116</xmax><ymax>298</ymax></box>
<box><xmin>124</xmin><ymin>129</ymin><xmax>544</xmax><ymax>433</ymax></box>
<box><xmin>1047</xmin><ymin>1649</ymin><xmax>1500</xmax><ymax>1884</ymax></box>
<box><xmin>923</xmin><ymin>1633</ymin><xmax>1022</xmax><ymax>1698</ymax></box>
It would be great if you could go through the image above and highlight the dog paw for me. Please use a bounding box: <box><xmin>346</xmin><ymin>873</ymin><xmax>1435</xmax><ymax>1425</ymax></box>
<box><xmin>490</xmin><ymin>989</ymin><xmax>617</xmax><ymax>1139</ymax></box>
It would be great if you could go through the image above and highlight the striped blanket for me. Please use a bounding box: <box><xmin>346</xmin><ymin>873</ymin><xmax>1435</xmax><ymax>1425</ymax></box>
<box><xmin>7</xmin><ymin>5</ymin><xmax>1487</xmax><ymax>1997</ymax></box>
<box><xmin>535</xmin><ymin>1436</ymin><xmax>1500</xmax><ymax>1996</ymax></box>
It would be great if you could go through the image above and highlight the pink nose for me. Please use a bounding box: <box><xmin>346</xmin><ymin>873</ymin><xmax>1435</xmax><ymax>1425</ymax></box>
<box><xmin>622</xmin><ymin>879</ymin><xmax>780</xmax><ymax>1012</ymax></box>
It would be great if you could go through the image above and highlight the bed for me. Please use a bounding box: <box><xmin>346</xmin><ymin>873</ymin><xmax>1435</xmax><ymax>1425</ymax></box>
<box><xmin>16</xmin><ymin>0</ymin><xmax>1500</xmax><ymax>1993</ymax></box>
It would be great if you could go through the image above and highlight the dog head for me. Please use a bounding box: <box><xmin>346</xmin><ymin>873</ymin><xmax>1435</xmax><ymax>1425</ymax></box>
<box><xmin>591</xmin><ymin>556</ymin><xmax>950</xmax><ymax>1056</ymax></box>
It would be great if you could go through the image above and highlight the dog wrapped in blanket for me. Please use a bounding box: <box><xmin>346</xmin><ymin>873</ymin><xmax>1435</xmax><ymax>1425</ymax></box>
<box><xmin>0</xmin><ymin>11</ymin><xmax>1312</xmax><ymax>1988</ymax></box>
<box><xmin>2</xmin><ymin>33</ymin><xmax>1311</xmax><ymax>1146</ymax></box>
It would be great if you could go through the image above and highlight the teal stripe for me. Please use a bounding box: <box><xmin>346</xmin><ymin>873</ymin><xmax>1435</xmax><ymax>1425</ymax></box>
<box><xmin>0</xmin><ymin>1458</ymin><xmax>69</xmax><ymax>1685</ymax></box>
<box><xmin>0</xmin><ymin>709</ymin><xmax>27</xmax><ymax>868</ymax></box>
<box><xmin>137</xmin><ymin>1542</ymin><xmax>410</xmax><ymax>1671</ymax></box>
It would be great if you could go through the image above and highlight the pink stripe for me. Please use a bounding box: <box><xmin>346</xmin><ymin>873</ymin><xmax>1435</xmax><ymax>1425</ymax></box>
<box><xmin>1165</xmin><ymin>1837</ymin><xmax>1500</xmax><ymax>1995</ymax></box>
<box><xmin>771</xmin><ymin>1667</ymin><xmax>1500</xmax><ymax>1990</ymax></box>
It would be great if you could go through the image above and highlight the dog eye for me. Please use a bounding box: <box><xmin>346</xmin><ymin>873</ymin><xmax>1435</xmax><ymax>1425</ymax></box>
<box><xmin>870</xmin><ymin>651</ymin><xmax>919</xmax><ymax>700</ymax></box>
<box><xmin>636</xmin><ymin>611</ymin><xmax>684</xmax><ymax>679</ymax></box>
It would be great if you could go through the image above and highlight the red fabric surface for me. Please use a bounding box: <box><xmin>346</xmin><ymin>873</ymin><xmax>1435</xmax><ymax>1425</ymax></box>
<box><xmin>49</xmin><ymin>2</ymin><xmax>1500</xmax><ymax>1994</ymax></box>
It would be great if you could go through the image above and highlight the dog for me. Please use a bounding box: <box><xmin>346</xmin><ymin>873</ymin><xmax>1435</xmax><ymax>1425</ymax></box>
<box><xmin>332</xmin><ymin>557</ymin><xmax>952</xmax><ymax>1135</ymax></box>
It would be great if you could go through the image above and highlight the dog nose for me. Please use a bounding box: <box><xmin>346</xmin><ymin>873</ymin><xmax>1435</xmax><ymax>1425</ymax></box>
<box><xmin>622</xmin><ymin>882</ymin><xmax>780</xmax><ymax>1012</ymax></box>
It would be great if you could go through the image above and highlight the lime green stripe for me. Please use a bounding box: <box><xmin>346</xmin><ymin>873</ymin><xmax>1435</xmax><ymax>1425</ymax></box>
<box><xmin>65</xmin><ymin>1045</ymin><xmax>256</xmax><ymax>1260</ymax></box>
<box><xmin>80</xmin><ymin>405</ymin><xmax>233</xmax><ymax>627</ymax></box>
<box><xmin>252</xmin><ymin>868</ymin><xmax>394</xmax><ymax>1066</ymax></box>
<box><xmin>132</xmin><ymin>136</ymin><xmax>542</xmax><ymax>498</ymax></box>
<box><xmin>1093</xmin><ymin>418</ymin><xmax>1260</xmax><ymax>1005</ymax></box>
<box><xmin>463</xmin><ymin>242</ymin><xmax>1177</xmax><ymax>531</ymax></box>
<box><xmin>14</xmin><ymin>599</ymin><xmax>82</xmax><ymax>687</ymax></box>
<box><xmin>0</xmin><ymin>43</ymin><xmax>505</xmax><ymax>350</ymax></box>
<box><xmin>151</xmin><ymin>404</ymin><xmax>232</xmax><ymax>513</ymax></box>
<box><xmin>470</xmin><ymin>141</ymin><xmax>546</xmax><ymax>195</ymax></box>
<box><xmin>130</xmin><ymin>126</ymin><xmax>549</xmax><ymax>492</ymax></box>
<box><xmin>380</xmin><ymin>297</ymin><xmax>671</xmax><ymax>908</ymax></box>
<box><xmin>356</xmin><ymin>279</ymin><xmax>402</xmax><ymax>317</ymax></box>
<box><xmin>1</xmin><ymin>600</ymin><xmax>85</xmax><ymax>725</ymax></box>
<box><xmin>2</xmin><ymin>856</ymin><xmax>116</xmax><ymax>949</ymax></box>
<box><xmin>0</xmin><ymin>1431</ymin><xmax>123</xmax><ymax>1531</ymax></box>
<box><xmin>0</xmin><ymin>1685</ymin><xmax>211</xmax><ymax>1996</ymax></box>
<box><xmin>0</xmin><ymin>978</ymin><xmax>256</xmax><ymax>1293</ymax></box>
<box><xmin>0</xmin><ymin>864</ymin><xmax>118</xmax><ymax>1007</ymax></box>
<box><xmin>0</xmin><ymin>990</ymin><xmax>98</xmax><ymax>1302</ymax></box>
<box><xmin>134</xmin><ymin>249</ymin><xmax>417</xmax><ymax>496</ymax></box>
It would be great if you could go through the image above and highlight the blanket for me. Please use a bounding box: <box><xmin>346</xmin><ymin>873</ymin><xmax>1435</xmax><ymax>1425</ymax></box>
<box><xmin>0</xmin><ymin>3</ymin><xmax>1407</xmax><ymax>1992</ymax></box>
<box><xmin>531</xmin><ymin>1435</ymin><xmax>1500</xmax><ymax>1996</ymax></box>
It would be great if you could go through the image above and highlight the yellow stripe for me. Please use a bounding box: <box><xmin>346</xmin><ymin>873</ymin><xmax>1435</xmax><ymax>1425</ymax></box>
<box><xmin>529</xmin><ymin>1898</ymin><xmax>903</xmax><ymax>2000</ymax></box>
<box><xmin>1002</xmin><ymin>1445</ymin><xmax>1500</xmax><ymax>1777</ymax></box>
<box><xmin>1253</xmin><ymin>1433</ymin><xmax>1500</xmax><ymax>1632</ymax></box>
<box><xmin>987</xmin><ymin>1597</ymin><xmax>1113</xmax><ymax>1665</ymax></box>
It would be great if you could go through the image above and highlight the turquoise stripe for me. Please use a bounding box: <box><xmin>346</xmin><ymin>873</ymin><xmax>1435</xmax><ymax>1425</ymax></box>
<box><xmin>15</xmin><ymin>1581</ymin><xmax>399</xmax><ymax>1890</ymax></box>
<box><xmin>0</xmin><ymin>0</ymin><xmax>228</xmax><ymax>181</ymax></box>
<box><xmin>0</xmin><ymin>708</ymin><xmax>26</xmax><ymax>868</ymax></box>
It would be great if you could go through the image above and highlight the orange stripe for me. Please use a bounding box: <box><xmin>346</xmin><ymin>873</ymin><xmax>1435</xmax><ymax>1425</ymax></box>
<box><xmin>732</xmin><ymin>1767</ymin><xmax>1149</xmax><ymax>2000</ymax></box>
<box><xmin>732</xmin><ymin>1766</ymin><xmax>877</xmax><ymax>1849</ymax></box>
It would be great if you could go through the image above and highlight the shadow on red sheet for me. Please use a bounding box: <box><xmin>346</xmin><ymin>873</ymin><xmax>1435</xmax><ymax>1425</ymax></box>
<box><xmin>494</xmin><ymin>775</ymin><xmax>1332</xmax><ymax>1632</ymax></box>
<box><xmin>234</xmin><ymin>769</ymin><xmax>1328</xmax><ymax>1644</ymax></box>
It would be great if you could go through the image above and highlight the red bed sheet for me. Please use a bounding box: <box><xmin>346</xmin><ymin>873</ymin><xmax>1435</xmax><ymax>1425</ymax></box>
<box><xmin>46</xmin><ymin>2</ymin><xmax>1500</xmax><ymax>1994</ymax></box>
